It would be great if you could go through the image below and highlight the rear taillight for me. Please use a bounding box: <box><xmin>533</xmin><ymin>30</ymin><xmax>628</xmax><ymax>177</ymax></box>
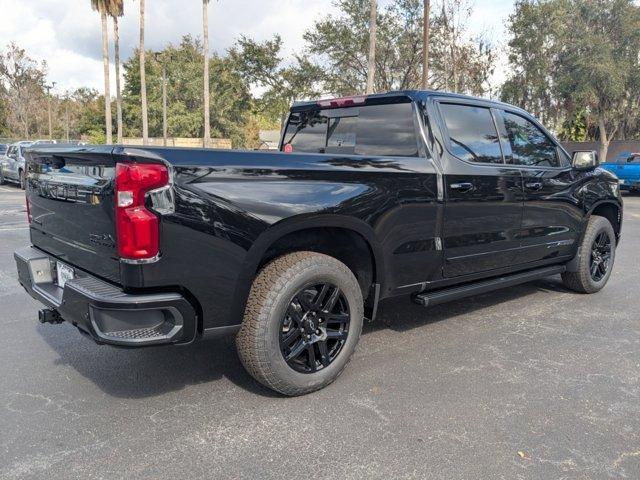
<box><xmin>115</xmin><ymin>163</ymin><xmax>169</xmax><ymax>262</ymax></box>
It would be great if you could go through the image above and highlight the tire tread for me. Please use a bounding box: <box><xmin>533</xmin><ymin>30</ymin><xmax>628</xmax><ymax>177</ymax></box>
<box><xmin>236</xmin><ymin>251</ymin><xmax>362</xmax><ymax>396</ymax></box>
<box><xmin>562</xmin><ymin>215</ymin><xmax>615</xmax><ymax>294</ymax></box>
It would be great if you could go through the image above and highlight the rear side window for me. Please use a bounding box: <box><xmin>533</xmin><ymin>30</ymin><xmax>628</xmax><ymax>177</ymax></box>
<box><xmin>439</xmin><ymin>103</ymin><xmax>503</xmax><ymax>164</ymax></box>
<box><xmin>501</xmin><ymin>112</ymin><xmax>560</xmax><ymax>167</ymax></box>
<box><xmin>283</xmin><ymin>102</ymin><xmax>419</xmax><ymax>157</ymax></box>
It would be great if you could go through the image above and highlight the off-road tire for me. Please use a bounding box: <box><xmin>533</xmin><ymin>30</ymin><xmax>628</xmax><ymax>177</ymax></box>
<box><xmin>562</xmin><ymin>215</ymin><xmax>616</xmax><ymax>294</ymax></box>
<box><xmin>236</xmin><ymin>251</ymin><xmax>364</xmax><ymax>396</ymax></box>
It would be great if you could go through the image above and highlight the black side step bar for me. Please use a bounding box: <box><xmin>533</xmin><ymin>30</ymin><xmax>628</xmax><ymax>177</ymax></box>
<box><xmin>413</xmin><ymin>265</ymin><xmax>566</xmax><ymax>307</ymax></box>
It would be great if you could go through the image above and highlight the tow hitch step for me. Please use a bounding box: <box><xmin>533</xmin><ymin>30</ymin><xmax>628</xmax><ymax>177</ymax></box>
<box><xmin>413</xmin><ymin>265</ymin><xmax>566</xmax><ymax>307</ymax></box>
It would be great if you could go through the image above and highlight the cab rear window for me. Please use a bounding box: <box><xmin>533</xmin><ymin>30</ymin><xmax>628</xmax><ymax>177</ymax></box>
<box><xmin>283</xmin><ymin>102</ymin><xmax>419</xmax><ymax>157</ymax></box>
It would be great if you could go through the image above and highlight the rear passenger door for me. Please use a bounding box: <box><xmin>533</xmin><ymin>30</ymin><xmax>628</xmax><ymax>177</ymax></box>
<box><xmin>436</xmin><ymin>101</ymin><xmax>524</xmax><ymax>278</ymax></box>
<box><xmin>495</xmin><ymin>109</ymin><xmax>582</xmax><ymax>264</ymax></box>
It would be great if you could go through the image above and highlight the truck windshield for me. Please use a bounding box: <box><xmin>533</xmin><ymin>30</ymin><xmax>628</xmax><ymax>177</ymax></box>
<box><xmin>283</xmin><ymin>102</ymin><xmax>419</xmax><ymax>157</ymax></box>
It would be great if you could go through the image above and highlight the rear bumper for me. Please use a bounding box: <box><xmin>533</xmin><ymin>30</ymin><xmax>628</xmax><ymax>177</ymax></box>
<box><xmin>14</xmin><ymin>246</ymin><xmax>197</xmax><ymax>347</ymax></box>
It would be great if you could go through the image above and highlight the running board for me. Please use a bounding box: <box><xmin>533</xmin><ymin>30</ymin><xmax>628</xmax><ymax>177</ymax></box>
<box><xmin>412</xmin><ymin>265</ymin><xmax>566</xmax><ymax>307</ymax></box>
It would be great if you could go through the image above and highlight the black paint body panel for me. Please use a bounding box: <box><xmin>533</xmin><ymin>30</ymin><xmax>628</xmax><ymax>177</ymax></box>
<box><xmin>21</xmin><ymin>91</ymin><xmax>623</xmax><ymax>339</ymax></box>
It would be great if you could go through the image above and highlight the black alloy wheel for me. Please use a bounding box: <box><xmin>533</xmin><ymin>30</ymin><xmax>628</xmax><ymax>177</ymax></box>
<box><xmin>590</xmin><ymin>231</ymin><xmax>612</xmax><ymax>282</ymax></box>
<box><xmin>562</xmin><ymin>215</ymin><xmax>616</xmax><ymax>294</ymax></box>
<box><xmin>279</xmin><ymin>283</ymin><xmax>350</xmax><ymax>374</ymax></box>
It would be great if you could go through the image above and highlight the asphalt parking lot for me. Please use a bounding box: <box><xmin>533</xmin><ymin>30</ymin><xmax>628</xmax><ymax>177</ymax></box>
<box><xmin>0</xmin><ymin>182</ymin><xmax>639</xmax><ymax>480</ymax></box>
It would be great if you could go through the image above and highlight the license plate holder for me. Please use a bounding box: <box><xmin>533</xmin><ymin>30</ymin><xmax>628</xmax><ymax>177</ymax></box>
<box><xmin>56</xmin><ymin>261</ymin><xmax>74</xmax><ymax>289</ymax></box>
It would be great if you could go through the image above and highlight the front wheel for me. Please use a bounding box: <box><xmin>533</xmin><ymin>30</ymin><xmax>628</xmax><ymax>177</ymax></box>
<box><xmin>562</xmin><ymin>215</ymin><xmax>616</xmax><ymax>293</ymax></box>
<box><xmin>236</xmin><ymin>251</ymin><xmax>364</xmax><ymax>396</ymax></box>
<box><xmin>19</xmin><ymin>170</ymin><xmax>25</xmax><ymax>190</ymax></box>
<box><xmin>0</xmin><ymin>167</ymin><xmax>5</xmax><ymax>185</ymax></box>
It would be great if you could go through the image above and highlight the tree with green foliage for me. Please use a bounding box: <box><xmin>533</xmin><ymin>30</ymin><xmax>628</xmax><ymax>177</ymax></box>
<box><xmin>429</xmin><ymin>0</ymin><xmax>495</xmax><ymax>95</ymax></box>
<box><xmin>122</xmin><ymin>36</ymin><xmax>258</xmax><ymax>148</ymax></box>
<box><xmin>228</xmin><ymin>35</ymin><xmax>324</xmax><ymax>128</ymax></box>
<box><xmin>302</xmin><ymin>0</ymin><xmax>494</xmax><ymax>97</ymax></box>
<box><xmin>0</xmin><ymin>85</ymin><xmax>10</xmax><ymax>138</ymax></box>
<box><xmin>503</xmin><ymin>0</ymin><xmax>640</xmax><ymax>161</ymax></box>
<box><xmin>0</xmin><ymin>43</ymin><xmax>47</xmax><ymax>138</ymax></box>
<box><xmin>556</xmin><ymin>0</ymin><xmax>640</xmax><ymax>161</ymax></box>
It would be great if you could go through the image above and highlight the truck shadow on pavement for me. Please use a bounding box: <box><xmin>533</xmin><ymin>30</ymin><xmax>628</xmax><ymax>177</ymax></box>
<box><xmin>36</xmin><ymin>276</ymin><xmax>570</xmax><ymax>399</ymax></box>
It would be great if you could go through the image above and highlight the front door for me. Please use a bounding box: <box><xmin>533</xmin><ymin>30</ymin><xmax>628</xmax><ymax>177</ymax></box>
<box><xmin>436</xmin><ymin>101</ymin><xmax>524</xmax><ymax>278</ymax></box>
<box><xmin>5</xmin><ymin>145</ymin><xmax>18</xmax><ymax>180</ymax></box>
<box><xmin>495</xmin><ymin>109</ymin><xmax>582</xmax><ymax>263</ymax></box>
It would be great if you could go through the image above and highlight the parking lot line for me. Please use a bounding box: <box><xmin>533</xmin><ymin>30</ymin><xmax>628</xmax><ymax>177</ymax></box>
<box><xmin>0</xmin><ymin>225</ymin><xmax>29</xmax><ymax>231</ymax></box>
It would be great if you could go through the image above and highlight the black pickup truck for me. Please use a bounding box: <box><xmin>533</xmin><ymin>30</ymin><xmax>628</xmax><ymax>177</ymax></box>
<box><xmin>14</xmin><ymin>91</ymin><xmax>622</xmax><ymax>395</ymax></box>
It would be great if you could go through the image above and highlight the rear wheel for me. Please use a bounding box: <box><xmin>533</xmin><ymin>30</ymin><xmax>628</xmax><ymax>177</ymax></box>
<box><xmin>562</xmin><ymin>215</ymin><xmax>616</xmax><ymax>293</ymax></box>
<box><xmin>236</xmin><ymin>251</ymin><xmax>363</xmax><ymax>396</ymax></box>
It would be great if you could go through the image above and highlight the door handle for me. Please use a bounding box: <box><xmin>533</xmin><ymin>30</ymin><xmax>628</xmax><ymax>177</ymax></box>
<box><xmin>525</xmin><ymin>182</ymin><xmax>543</xmax><ymax>191</ymax></box>
<box><xmin>450</xmin><ymin>182</ymin><xmax>474</xmax><ymax>192</ymax></box>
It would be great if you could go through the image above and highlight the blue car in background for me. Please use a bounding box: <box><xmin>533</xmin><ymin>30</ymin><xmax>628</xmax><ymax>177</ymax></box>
<box><xmin>601</xmin><ymin>151</ymin><xmax>640</xmax><ymax>192</ymax></box>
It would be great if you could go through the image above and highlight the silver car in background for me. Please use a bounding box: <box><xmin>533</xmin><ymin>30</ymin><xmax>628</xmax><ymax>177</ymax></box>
<box><xmin>0</xmin><ymin>141</ymin><xmax>35</xmax><ymax>189</ymax></box>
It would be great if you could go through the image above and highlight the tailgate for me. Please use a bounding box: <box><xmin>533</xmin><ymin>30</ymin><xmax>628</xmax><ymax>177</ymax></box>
<box><xmin>25</xmin><ymin>146</ymin><xmax>121</xmax><ymax>284</ymax></box>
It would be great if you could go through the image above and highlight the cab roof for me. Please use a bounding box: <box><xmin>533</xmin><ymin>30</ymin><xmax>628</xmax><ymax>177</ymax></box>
<box><xmin>291</xmin><ymin>90</ymin><xmax>525</xmax><ymax>115</ymax></box>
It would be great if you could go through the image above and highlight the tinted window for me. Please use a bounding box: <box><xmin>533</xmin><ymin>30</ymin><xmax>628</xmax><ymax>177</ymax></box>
<box><xmin>614</xmin><ymin>151</ymin><xmax>632</xmax><ymax>164</ymax></box>
<box><xmin>327</xmin><ymin>115</ymin><xmax>357</xmax><ymax>153</ymax></box>
<box><xmin>440</xmin><ymin>103</ymin><xmax>503</xmax><ymax>164</ymax></box>
<box><xmin>283</xmin><ymin>102</ymin><xmax>419</xmax><ymax>157</ymax></box>
<box><xmin>628</xmin><ymin>155</ymin><xmax>640</xmax><ymax>164</ymax></box>
<box><xmin>502</xmin><ymin>112</ymin><xmax>559</xmax><ymax>167</ymax></box>
<box><xmin>7</xmin><ymin>146</ymin><xmax>16</xmax><ymax>156</ymax></box>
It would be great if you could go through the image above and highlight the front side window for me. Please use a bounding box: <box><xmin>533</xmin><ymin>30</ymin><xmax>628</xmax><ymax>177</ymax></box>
<box><xmin>501</xmin><ymin>112</ymin><xmax>560</xmax><ymax>167</ymax></box>
<box><xmin>283</xmin><ymin>102</ymin><xmax>419</xmax><ymax>157</ymax></box>
<box><xmin>627</xmin><ymin>154</ymin><xmax>640</xmax><ymax>164</ymax></box>
<box><xmin>439</xmin><ymin>103</ymin><xmax>503</xmax><ymax>164</ymax></box>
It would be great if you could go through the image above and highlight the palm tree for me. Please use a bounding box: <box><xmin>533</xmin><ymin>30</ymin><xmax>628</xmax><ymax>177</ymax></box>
<box><xmin>422</xmin><ymin>0</ymin><xmax>430</xmax><ymax>90</ymax></box>
<box><xmin>91</xmin><ymin>0</ymin><xmax>112</xmax><ymax>143</ymax></box>
<box><xmin>139</xmin><ymin>0</ymin><xmax>149</xmax><ymax>145</ymax></box>
<box><xmin>110</xmin><ymin>0</ymin><xmax>124</xmax><ymax>143</ymax></box>
<box><xmin>202</xmin><ymin>0</ymin><xmax>212</xmax><ymax>148</ymax></box>
<box><xmin>366</xmin><ymin>0</ymin><xmax>377</xmax><ymax>94</ymax></box>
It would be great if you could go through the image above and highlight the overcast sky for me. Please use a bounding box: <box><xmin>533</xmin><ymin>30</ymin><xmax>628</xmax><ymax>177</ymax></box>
<box><xmin>0</xmin><ymin>0</ymin><xmax>513</xmax><ymax>95</ymax></box>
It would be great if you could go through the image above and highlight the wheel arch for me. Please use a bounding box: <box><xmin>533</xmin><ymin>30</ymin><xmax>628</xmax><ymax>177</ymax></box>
<box><xmin>587</xmin><ymin>200</ymin><xmax>622</xmax><ymax>241</ymax></box>
<box><xmin>228</xmin><ymin>215</ymin><xmax>385</xmax><ymax>326</ymax></box>
<box><xmin>567</xmin><ymin>199</ymin><xmax>622</xmax><ymax>272</ymax></box>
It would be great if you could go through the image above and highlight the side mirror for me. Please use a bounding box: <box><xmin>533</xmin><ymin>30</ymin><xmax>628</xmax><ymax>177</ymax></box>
<box><xmin>8</xmin><ymin>153</ymin><xmax>16</xmax><ymax>160</ymax></box>
<box><xmin>572</xmin><ymin>150</ymin><xmax>597</xmax><ymax>171</ymax></box>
